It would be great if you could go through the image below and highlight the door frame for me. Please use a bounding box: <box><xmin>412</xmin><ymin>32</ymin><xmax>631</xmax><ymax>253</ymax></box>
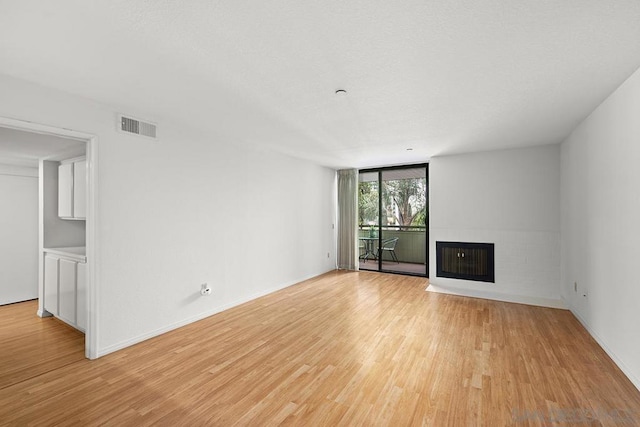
<box><xmin>359</xmin><ymin>163</ymin><xmax>429</xmax><ymax>277</ymax></box>
<box><xmin>0</xmin><ymin>116</ymin><xmax>99</xmax><ymax>359</ymax></box>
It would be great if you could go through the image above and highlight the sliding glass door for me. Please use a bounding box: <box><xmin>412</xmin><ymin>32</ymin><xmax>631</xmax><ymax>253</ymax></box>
<box><xmin>358</xmin><ymin>171</ymin><xmax>380</xmax><ymax>267</ymax></box>
<box><xmin>358</xmin><ymin>164</ymin><xmax>428</xmax><ymax>276</ymax></box>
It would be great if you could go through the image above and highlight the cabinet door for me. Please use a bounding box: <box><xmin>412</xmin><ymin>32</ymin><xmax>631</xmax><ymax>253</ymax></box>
<box><xmin>44</xmin><ymin>255</ymin><xmax>59</xmax><ymax>316</ymax></box>
<box><xmin>58</xmin><ymin>162</ymin><xmax>74</xmax><ymax>218</ymax></box>
<box><xmin>76</xmin><ymin>262</ymin><xmax>87</xmax><ymax>331</ymax></box>
<box><xmin>460</xmin><ymin>247</ymin><xmax>488</xmax><ymax>277</ymax></box>
<box><xmin>58</xmin><ymin>259</ymin><xmax>77</xmax><ymax>325</ymax></box>
<box><xmin>73</xmin><ymin>160</ymin><xmax>87</xmax><ymax>219</ymax></box>
<box><xmin>441</xmin><ymin>246</ymin><xmax>461</xmax><ymax>274</ymax></box>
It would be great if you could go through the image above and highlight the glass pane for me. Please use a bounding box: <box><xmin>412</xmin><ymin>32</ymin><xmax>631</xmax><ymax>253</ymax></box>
<box><xmin>358</xmin><ymin>171</ymin><xmax>379</xmax><ymax>271</ymax></box>
<box><xmin>380</xmin><ymin>168</ymin><xmax>427</xmax><ymax>275</ymax></box>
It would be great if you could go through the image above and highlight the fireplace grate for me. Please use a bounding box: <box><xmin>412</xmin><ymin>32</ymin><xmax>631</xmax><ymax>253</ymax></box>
<box><xmin>436</xmin><ymin>241</ymin><xmax>495</xmax><ymax>283</ymax></box>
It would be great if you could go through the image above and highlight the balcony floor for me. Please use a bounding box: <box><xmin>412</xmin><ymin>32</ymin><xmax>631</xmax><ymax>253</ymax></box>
<box><xmin>359</xmin><ymin>260</ymin><xmax>427</xmax><ymax>276</ymax></box>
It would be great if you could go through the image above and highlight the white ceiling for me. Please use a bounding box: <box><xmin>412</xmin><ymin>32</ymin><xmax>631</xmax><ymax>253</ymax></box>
<box><xmin>0</xmin><ymin>127</ymin><xmax>86</xmax><ymax>167</ymax></box>
<box><xmin>1</xmin><ymin>1</ymin><xmax>640</xmax><ymax>169</ymax></box>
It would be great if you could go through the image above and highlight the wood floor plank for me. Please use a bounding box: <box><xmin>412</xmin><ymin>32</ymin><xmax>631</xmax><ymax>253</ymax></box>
<box><xmin>0</xmin><ymin>300</ymin><xmax>85</xmax><ymax>390</ymax></box>
<box><xmin>1</xmin><ymin>271</ymin><xmax>639</xmax><ymax>426</ymax></box>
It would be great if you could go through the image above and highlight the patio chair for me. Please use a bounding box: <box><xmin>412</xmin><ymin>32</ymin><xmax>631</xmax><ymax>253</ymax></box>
<box><xmin>378</xmin><ymin>237</ymin><xmax>399</xmax><ymax>263</ymax></box>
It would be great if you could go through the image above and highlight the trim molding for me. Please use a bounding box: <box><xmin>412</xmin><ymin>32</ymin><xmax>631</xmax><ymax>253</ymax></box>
<box><xmin>0</xmin><ymin>115</ymin><xmax>98</xmax><ymax>360</ymax></box>
<box><xmin>0</xmin><ymin>116</ymin><xmax>92</xmax><ymax>140</ymax></box>
<box><xmin>0</xmin><ymin>163</ymin><xmax>38</xmax><ymax>177</ymax></box>
<box><xmin>427</xmin><ymin>284</ymin><xmax>640</xmax><ymax>392</ymax></box>
<box><xmin>564</xmin><ymin>298</ymin><xmax>640</xmax><ymax>393</ymax></box>
<box><xmin>96</xmin><ymin>270</ymin><xmax>333</xmax><ymax>358</ymax></box>
<box><xmin>426</xmin><ymin>283</ymin><xmax>567</xmax><ymax>309</ymax></box>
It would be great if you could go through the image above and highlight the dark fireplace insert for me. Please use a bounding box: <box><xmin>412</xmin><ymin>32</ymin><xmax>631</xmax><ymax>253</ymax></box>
<box><xmin>436</xmin><ymin>241</ymin><xmax>495</xmax><ymax>283</ymax></box>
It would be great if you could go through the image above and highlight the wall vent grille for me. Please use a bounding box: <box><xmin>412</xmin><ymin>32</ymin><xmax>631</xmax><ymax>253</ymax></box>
<box><xmin>118</xmin><ymin>115</ymin><xmax>157</xmax><ymax>138</ymax></box>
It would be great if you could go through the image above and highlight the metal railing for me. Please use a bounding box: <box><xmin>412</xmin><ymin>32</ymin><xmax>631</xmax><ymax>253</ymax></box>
<box><xmin>358</xmin><ymin>224</ymin><xmax>426</xmax><ymax>232</ymax></box>
<box><xmin>358</xmin><ymin>224</ymin><xmax>427</xmax><ymax>264</ymax></box>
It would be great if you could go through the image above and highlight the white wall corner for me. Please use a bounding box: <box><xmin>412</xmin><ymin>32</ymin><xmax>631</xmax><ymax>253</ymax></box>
<box><xmin>95</xmin><ymin>270</ymin><xmax>333</xmax><ymax>358</ymax></box>
<box><xmin>426</xmin><ymin>283</ymin><xmax>567</xmax><ymax>310</ymax></box>
<box><xmin>566</xmin><ymin>303</ymin><xmax>640</xmax><ymax>393</ymax></box>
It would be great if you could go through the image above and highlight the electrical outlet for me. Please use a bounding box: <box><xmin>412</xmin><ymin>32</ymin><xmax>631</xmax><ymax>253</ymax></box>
<box><xmin>200</xmin><ymin>283</ymin><xmax>212</xmax><ymax>296</ymax></box>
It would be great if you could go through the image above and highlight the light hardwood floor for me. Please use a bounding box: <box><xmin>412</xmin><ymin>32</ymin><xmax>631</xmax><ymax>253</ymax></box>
<box><xmin>0</xmin><ymin>299</ymin><xmax>85</xmax><ymax>390</ymax></box>
<box><xmin>1</xmin><ymin>271</ymin><xmax>639</xmax><ymax>426</ymax></box>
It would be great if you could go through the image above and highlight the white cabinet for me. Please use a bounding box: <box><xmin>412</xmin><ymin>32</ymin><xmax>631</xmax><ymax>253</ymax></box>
<box><xmin>43</xmin><ymin>255</ymin><xmax>59</xmax><ymax>316</ymax></box>
<box><xmin>73</xmin><ymin>159</ymin><xmax>87</xmax><ymax>219</ymax></box>
<box><xmin>58</xmin><ymin>163</ymin><xmax>73</xmax><ymax>218</ymax></box>
<box><xmin>43</xmin><ymin>249</ymin><xmax>87</xmax><ymax>332</ymax></box>
<box><xmin>58</xmin><ymin>259</ymin><xmax>77</xmax><ymax>325</ymax></box>
<box><xmin>58</xmin><ymin>157</ymin><xmax>86</xmax><ymax>220</ymax></box>
<box><xmin>76</xmin><ymin>262</ymin><xmax>87</xmax><ymax>331</ymax></box>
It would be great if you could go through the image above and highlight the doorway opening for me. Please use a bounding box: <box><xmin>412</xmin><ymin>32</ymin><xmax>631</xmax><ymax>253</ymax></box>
<box><xmin>358</xmin><ymin>164</ymin><xmax>428</xmax><ymax>276</ymax></box>
<box><xmin>0</xmin><ymin>116</ymin><xmax>96</xmax><ymax>359</ymax></box>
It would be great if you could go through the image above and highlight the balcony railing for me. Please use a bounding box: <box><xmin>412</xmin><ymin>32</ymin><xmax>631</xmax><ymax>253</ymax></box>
<box><xmin>358</xmin><ymin>225</ymin><xmax>427</xmax><ymax>264</ymax></box>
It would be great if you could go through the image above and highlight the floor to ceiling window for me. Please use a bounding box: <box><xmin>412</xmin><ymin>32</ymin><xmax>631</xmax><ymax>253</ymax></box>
<box><xmin>358</xmin><ymin>164</ymin><xmax>428</xmax><ymax>276</ymax></box>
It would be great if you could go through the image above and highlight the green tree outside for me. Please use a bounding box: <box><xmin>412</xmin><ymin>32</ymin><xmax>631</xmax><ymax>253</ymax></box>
<box><xmin>359</xmin><ymin>176</ymin><xmax>427</xmax><ymax>228</ymax></box>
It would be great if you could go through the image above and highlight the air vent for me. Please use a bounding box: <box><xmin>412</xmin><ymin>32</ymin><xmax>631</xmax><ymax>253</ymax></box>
<box><xmin>118</xmin><ymin>115</ymin><xmax>157</xmax><ymax>138</ymax></box>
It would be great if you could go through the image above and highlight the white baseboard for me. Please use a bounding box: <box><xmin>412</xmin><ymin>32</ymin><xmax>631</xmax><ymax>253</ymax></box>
<box><xmin>426</xmin><ymin>284</ymin><xmax>567</xmax><ymax>309</ymax></box>
<box><xmin>424</xmin><ymin>285</ymin><xmax>640</xmax><ymax>392</ymax></box>
<box><xmin>564</xmin><ymin>298</ymin><xmax>640</xmax><ymax>393</ymax></box>
<box><xmin>37</xmin><ymin>309</ymin><xmax>52</xmax><ymax>318</ymax></box>
<box><xmin>95</xmin><ymin>270</ymin><xmax>331</xmax><ymax>358</ymax></box>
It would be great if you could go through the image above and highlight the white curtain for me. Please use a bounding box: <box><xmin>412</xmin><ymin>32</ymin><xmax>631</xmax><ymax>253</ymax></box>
<box><xmin>337</xmin><ymin>169</ymin><xmax>359</xmax><ymax>270</ymax></box>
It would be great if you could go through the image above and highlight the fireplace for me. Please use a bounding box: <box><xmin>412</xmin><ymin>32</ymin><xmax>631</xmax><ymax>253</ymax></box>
<box><xmin>436</xmin><ymin>241</ymin><xmax>495</xmax><ymax>283</ymax></box>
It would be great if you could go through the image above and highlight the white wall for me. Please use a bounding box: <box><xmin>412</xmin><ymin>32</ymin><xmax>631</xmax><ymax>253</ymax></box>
<box><xmin>0</xmin><ymin>73</ymin><xmax>336</xmax><ymax>356</ymax></box>
<box><xmin>429</xmin><ymin>145</ymin><xmax>562</xmax><ymax>307</ymax></box>
<box><xmin>0</xmin><ymin>164</ymin><xmax>38</xmax><ymax>305</ymax></box>
<box><xmin>561</xmin><ymin>66</ymin><xmax>640</xmax><ymax>390</ymax></box>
